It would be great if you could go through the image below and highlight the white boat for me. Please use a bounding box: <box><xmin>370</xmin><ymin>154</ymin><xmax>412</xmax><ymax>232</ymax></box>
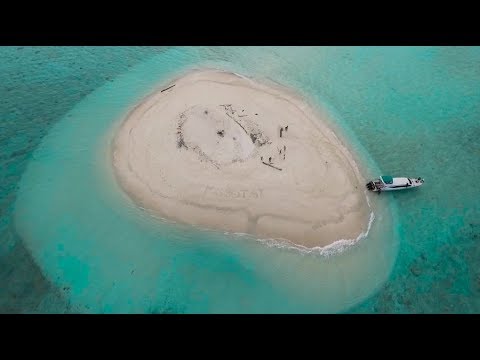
<box><xmin>366</xmin><ymin>175</ymin><xmax>424</xmax><ymax>193</ymax></box>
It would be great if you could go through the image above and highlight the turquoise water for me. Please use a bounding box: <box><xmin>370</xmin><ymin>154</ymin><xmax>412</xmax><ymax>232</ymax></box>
<box><xmin>1</xmin><ymin>47</ymin><xmax>479</xmax><ymax>313</ymax></box>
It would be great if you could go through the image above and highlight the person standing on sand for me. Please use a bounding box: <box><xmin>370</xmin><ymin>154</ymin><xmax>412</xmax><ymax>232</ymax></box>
<box><xmin>269</xmin><ymin>157</ymin><xmax>272</xmax><ymax>163</ymax></box>
<box><xmin>280</xmin><ymin>127</ymin><xmax>283</xmax><ymax>138</ymax></box>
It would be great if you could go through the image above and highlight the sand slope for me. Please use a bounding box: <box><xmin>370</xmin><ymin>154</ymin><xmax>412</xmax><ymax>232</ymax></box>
<box><xmin>112</xmin><ymin>70</ymin><xmax>370</xmax><ymax>247</ymax></box>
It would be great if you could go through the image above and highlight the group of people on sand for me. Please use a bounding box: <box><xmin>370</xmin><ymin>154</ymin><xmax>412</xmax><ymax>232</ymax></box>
<box><xmin>261</xmin><ymin>125</ymin><xmax>289</xmax><ymax>165</ymax></box>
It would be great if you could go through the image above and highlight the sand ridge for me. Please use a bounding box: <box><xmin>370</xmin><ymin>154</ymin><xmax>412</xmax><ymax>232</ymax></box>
<box><xmin>112</xmin><ymin>69</ymin><xmax>370</xmax><ymax>247</ymax></box>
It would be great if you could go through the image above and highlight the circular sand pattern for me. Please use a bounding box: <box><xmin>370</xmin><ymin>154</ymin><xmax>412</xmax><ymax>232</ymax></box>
<box><xmin>181</xmin><ymin>105</ymin><xmax>256</xmax><ymax>165</ymax></box>
<box><xmin>113</xmin><ymin>70</ymin><xmax>371</xmax><ymax>247</ymax></box>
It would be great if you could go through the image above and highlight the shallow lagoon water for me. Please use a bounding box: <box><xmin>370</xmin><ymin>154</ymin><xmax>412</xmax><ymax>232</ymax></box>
<box><xmin>2</xmin><ymin>46</ymin><xmax>480</xmax><ymax>313</ymax></box>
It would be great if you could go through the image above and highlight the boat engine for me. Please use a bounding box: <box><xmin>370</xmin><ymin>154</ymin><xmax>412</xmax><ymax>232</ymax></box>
<box><xmin>366</xmin><ymin>181</ymin><xmax>376</xmax><ymax>191</ymax></box>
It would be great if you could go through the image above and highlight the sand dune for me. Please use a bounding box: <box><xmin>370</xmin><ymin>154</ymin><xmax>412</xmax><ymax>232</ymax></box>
<box><xmin>112</xmin><ymin>69</ymin><xmax>370</xmax><ymax>247</ymax></box>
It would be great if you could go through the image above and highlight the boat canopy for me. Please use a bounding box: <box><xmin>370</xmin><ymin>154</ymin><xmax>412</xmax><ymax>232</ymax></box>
<box><xmin>381</xmin><ymin>175</ymin><xmax>393</xmax><ymax>184</ymax></box>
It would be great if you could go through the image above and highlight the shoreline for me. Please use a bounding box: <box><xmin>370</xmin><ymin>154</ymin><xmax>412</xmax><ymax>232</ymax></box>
<box><xmin>111</xmin><ymin>69</ymin><xmax>372</xmax><ymax>248</ymax></box>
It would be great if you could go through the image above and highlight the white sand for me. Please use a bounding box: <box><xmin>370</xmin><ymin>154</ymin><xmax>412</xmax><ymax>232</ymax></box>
<box><xmin>112</xmin><ymin>69</ymin><xmax>370</xmax><ymax>248</ymax></box>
